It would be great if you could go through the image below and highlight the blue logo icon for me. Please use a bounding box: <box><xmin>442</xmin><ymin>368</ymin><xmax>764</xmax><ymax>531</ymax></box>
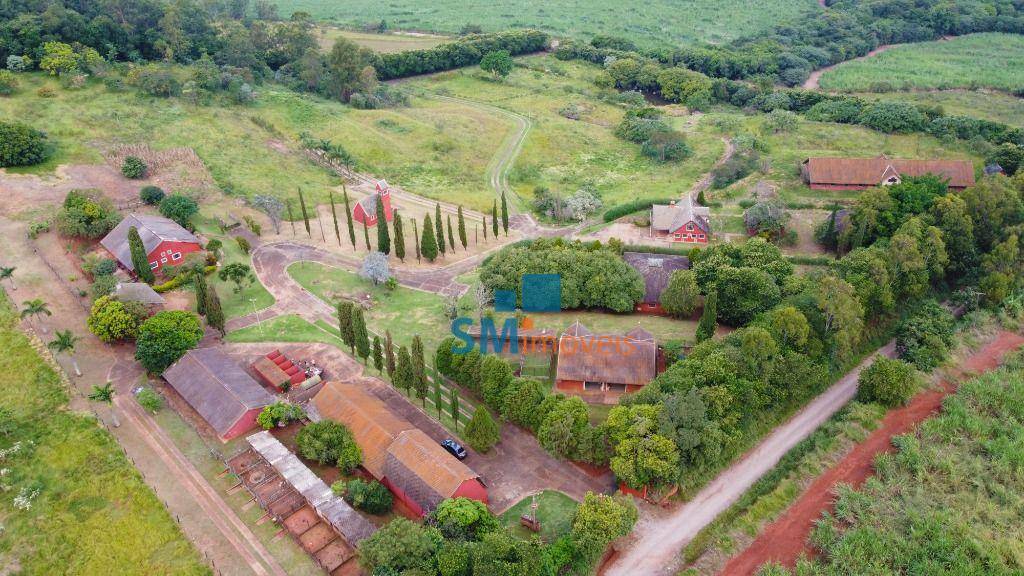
<box><xmin>451</xmin><ymin>274</ymin><xmax>561</xmax><ymax>355</ymax></box>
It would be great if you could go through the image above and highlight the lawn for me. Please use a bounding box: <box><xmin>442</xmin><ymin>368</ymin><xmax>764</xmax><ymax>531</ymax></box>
<box><xmin>286</xmin><ymin>261</ymin><xmax>450</xmax><ymax>352</ymax></box>
<box><xmin>273</xmin><ymin>0</ymin><xmax>822</xmax><ymax>48</ymax></box>
<box><xmin>819</xmin><ymin>33</ymin><xmax>1024</xmax><ymax>93</ymax></box>
<box><xmin>0</xmin><ymin>296</ymin><xmax>209</xmax><ymax>575</ymax></box>
<box><xmin>499</xmin><ymin>490</ymin><xmax>579</xmax><ymax>542</ymax></box>
<box><xmin>316</xmin><ymin>27</ymin><xmax>449</xmax><ymax>53</ymax></box>
<box><xmin>225</xmin><ymin>313</ymin><xmax>346</xmax><ymax>347</ymax></box>
<box><xmin>192</xmin><ymin>216</ymin><xmax>276</xmax><ymax>320</ymax></box>
<box><xmin>404</xmin><ymin>55</ymin><xmax>727</xmax><ymax>212</ymax></box>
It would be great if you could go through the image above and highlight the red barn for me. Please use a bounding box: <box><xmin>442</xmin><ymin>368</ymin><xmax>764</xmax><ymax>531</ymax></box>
<box><xmin>651</xmin><ymin>196</ymin><xmax>711</xmax><ymax>244</ymax></box>
<box><xmin>352</xmin><ymin>181</ymin><xmax>394</xmax><ymax>227</ymax></box>
<box><xmin>800</xmin><ymin>156</ymin><xmax>976</xmax><ymax>191</ymax></box>
<box><xmin>162</xmin><ymin>348</ymin><xmax>275</xmax><ymax>442</ymax></box>
<box><xmin>100</xmin><ymin>214</ymin><xmax>202</xmax><ymax>275</ymax></box>
<box><xmin>313</xmin><ymin>381</ymin><xmax>487</xmax><ymax>516</ymax></box>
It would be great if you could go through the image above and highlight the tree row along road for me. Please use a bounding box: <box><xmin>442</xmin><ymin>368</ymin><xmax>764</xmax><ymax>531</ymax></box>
<box><xmin>603</xmin><ymin>341</ymin><xmax>897</xmax><ymax>576</ymax></box>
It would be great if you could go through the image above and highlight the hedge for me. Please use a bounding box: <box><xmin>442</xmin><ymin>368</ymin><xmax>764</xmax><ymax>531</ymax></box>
<box><xmin>376</xmin><ymin>30</ymin><xmax>549</xmax><ymax>80</ymax></box>
<box><xmin>602</xmin><ymin>197</ymin><xmax>673</xmax><ymax>222</ymax></box>
<box><xmin>153</xmin><ymin>265</ymin><xmax>216</xmax><ymax>293</ymax></box>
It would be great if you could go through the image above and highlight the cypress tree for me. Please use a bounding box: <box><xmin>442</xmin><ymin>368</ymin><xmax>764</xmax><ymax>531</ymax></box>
<box><xmin>412</xmin><ymin>218</ymin><xmax>421</xmax><ymax>263</ymax></box>
<box><xmin>193</xmin><ymin>271</ymin><xmax>208</xmax><ymax>316</ymax></box>
<box><xmin>375</xmin><ymin>195</ymin><xmax>390</xmax><ymax>254</ymax></box>
<box><xmin>361</xmin><ymin>219</ymin><xmax>370</xmax><ymax>251</ymax></box>
<box><xmin>482</xmin><ymin>215</ymin><xmax>488</xmax><ymax>240</ymax></box>
<box><xmin>464</xmin><ymin>407</ymin><xmax>500</xmax><ymax>453</ymax></box>
<box><xmin>343</xmin><ymin>186</ymin><xmax>357</xmax><ymax>249</ymax></box>
<box><xmin>411</xmin><ymin>335</ymin><xmax>426</xmax><ymax>405</ymax></box>
<box><xmin>315</xmin><ymin>204</ymin><xmax>327</xmax><ymax>242</ymax></box>
<box><xmin>297</xmin><ymin>188</ymin><xmax>311</xmax><ymax>237</ymax></box>
<box><xmin>446</xmin><ymin>214</ymin><xmax>456</xmax><ymax>253</ymax></box>
<box><xmin>396</xmin><ymin>345</ymin><xmax>414</xmax><ymax>394</ymax></box>
<box><xmin>337</xmin><ymin>301</ymin><xmax>355</xmax><ymax>353</ymax></box>
<box><xmin>353</xmin><ymin>307</ymin><xmax>370</xmax><ymax>363</ymax></box>
<box><xmin>450</xmin><ymin>387</ymin><xmax>460</xmax><ymax>430</ymax></box>
<box><xmin>434</xmin><ymin>204</ymin><xmax>446</xmax><ymax>256</ymax></box>
<box><xmin>421</xmin><ymin>214</ymin><xmax>438</xmax><ymax>262</ymax></box>
<box><xmin>501</xmin><ymin>190</ymin><xmax>509</xmax><ymax>235</ymax></box>
<box><xmin>491</xmin><ymin>200</ymin><xmax>499</xmax><ymax>237</ymax></box>
<box><xmin>457</xmin><ymin>205</ymin><xmax>467</xmax><ymax>250</ymax></box>
<box><xmin>696</xmin><ymin>289</ymin><xmax>718</xmax><ymax>343</ymax></box>
<box><xmin>286</xmin><ymin>199</ymin><xmax>297</xmax><ymax>236</ymax></box>
<box><xmin>328</xmin><ymin>187</ymin><xmax>342</xmax><ymax>245</ymax></box>
<box><xmin>393</xmin><ymin>210</ymin><xmax>406</xmax><ymax>262</ymax></box>
<box><xmin>372</xmin><ymin>335</ymin><xmax>383</xmax><ymax>373</ymax></box>
<box><xmin>128</xmin><ymin>226</ymin><xmax>155</xmax><ymax>284</ymax></box>
<box><xmin>204</xmin><ymin>283</ymin><xmax>225</xmax><ymax>336</ymax></box>
<box><xmin>432</xmin><ymin>367</ymin><xmax>443</xmax><ymax>419</ymax></box>
<box><xmin>384</xmin><ymin>330</ymin><xmax>396</xmax><ymax>378</ymax></box>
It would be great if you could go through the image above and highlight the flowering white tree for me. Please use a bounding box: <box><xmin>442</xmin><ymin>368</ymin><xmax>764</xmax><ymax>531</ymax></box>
<box><xmin>360</xmin><ymin>251</ymin><xmax>391</xmax><ymax>285</ymax></box>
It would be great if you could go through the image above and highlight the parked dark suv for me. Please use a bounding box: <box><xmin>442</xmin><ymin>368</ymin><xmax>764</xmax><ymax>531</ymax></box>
<box><xmin>440</xmin><ymin>438</ymin><xmax>468</xmax><ymax>460</ymax></box>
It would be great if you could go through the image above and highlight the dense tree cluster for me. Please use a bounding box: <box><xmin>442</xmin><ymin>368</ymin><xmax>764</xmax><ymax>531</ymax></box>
<box><xmin>373</xmin><ymin>29</ymin><xmax>548</xmax><ymax>80</ymax></box>
<box><xmin>55</xmin><ymin>189</ymin><xmax>121</xmax><ymax>239</ymax></box>
<box><xmin>479</xmin><ymin>238</ymin><xmax>645</xmax><ymax>312</ymax></box>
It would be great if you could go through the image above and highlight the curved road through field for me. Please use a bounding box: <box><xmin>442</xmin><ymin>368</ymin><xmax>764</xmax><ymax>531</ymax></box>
<box><xmin>602</xmin><ymin>341</ymin><xmax>897</xmax><ymax>576</ymax></box>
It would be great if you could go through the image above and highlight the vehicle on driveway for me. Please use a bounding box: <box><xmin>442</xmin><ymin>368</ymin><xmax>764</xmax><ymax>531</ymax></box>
<box><xmin>441</xmin><ymin>438</ymin><xmax>467</xmax><ymax>460</ymax></box>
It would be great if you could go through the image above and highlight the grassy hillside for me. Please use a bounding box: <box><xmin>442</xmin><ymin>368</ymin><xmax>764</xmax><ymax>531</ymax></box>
<box><xmin>272</xmin><ymin>0</ymin><xmax>821</xmax><ymax>48</ymax></box>
<box><xmin>0</xmin><ymin>296</ymin><xmax>209</xmax><ymax>575</ymax></box>
<box><xmin>819</xmin><ymin>33</ymin><xmax>1024</xmax><ymax>93</ymax></box>
<box><xmin>766</xmin><ymin>366</ymin><xmax>1024</xmax><ymax>575</ymax></box>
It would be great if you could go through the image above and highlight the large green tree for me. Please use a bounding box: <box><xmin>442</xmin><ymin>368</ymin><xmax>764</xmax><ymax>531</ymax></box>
<box><xmin>135</xmin><ymin>311</ymin><xmax>203</xmax><ymax>373</ymax></box>
<box><xmin>464</xmin><ymin>407</ymin><xmax>500</xmax><ymax>453</ymax></box>
<box><xmin>660</xmin><ymin>269</ymin><xmax>700</xmax><ymax>318</ymax></box>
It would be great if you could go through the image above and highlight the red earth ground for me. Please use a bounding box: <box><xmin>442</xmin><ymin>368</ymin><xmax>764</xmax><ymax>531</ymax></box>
<box><xmin>721</xmin><ymin>330</ymin><xmax>1024</xmax><ymax>575</ymax></box>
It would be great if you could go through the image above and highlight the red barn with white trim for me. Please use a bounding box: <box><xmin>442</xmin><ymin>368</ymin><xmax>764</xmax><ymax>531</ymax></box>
<box><xmin>352</xmin><ymin>181</ymin><xmax>394</xmax><ymax>227</ymax></box>
<box><xmin>100</xmin><ymin>214</ymin><xmax>202</xmax><ymax>275</ymax></box>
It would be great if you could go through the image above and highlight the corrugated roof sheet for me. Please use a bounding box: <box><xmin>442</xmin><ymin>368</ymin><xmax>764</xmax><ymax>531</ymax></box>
<box><xmin>622</xmin><ymin>252</ymin><xmax>691</xmax><ymax>304</ymax></box>
<box><xmin>383</xmin><ymin>429</ymin><xmax>479</xmax><ymax>510</ymax></box>
<box><xmin>556</xmin><ymin>323</ymin><xmax>657</xmax><ymax>386</ymax></box>
<box><xmin>113</xmin><ymin>282</ymin><xmax>165</xmax><ymax>304</ymax></box>
<box><xmin>802</xmin><ymin>156</ymin><xmax>975</xmax><ymax>188</ymax></box>
<box><xmin>247</xmin><ymin>431</ymin><xmax>376</xmax><ymax>543</ymax></box>
<box><xmin>162</xmin><ymin>348</ymin><xmax>274</xmax><ymax>437</ymax></box>
<box><xmin>651</xmin><ymin>196</ymin><xmax>711</xmax><ymax>234</ymax></box>
<box><xmin>100</xmin><ymin>214</ymin><xmax>200</xmax><ymax>270</ymax></box>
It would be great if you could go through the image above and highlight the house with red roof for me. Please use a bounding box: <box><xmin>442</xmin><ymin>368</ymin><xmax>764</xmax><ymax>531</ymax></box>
<box><xmin>352</xmin><ymin>181</ymin><xmax>394</xmax><ymax>227</ymax></box>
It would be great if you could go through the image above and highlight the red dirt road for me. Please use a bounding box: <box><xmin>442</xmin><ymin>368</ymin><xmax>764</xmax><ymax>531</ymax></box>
<box><xmin>721</xmin><ymin>331</ymin><xmax>1024</xmax><ymax>575</ymax></box>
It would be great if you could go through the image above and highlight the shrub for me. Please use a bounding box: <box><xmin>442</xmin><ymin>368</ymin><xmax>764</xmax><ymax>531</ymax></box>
<box><xmin>56</xmin><ymin>189</ymin><xmax>121</xmax><ymax>239</ymax></box>
<box><xmin>159</xmin><ymin>193</ymin><xmax>199</xmax><ymax>227</ymax></box>
<box><xmin>805</xmin><ymin>98</ymin><xmax>864</xmax><ymax>124</ymax></box>
<box><xmin>135</xmin><ymin>388</ymin><xmax>164</xmax><ymax>413</ymax></box>
<box><xmin>856</xmin><ymin>101</ymin><xmax>927</xmax><ymax>133</ymax></box>
<box><xmin>256</xmin><ymin>401</ymin><xmax>305</xmax><ymax>429</ymax></box>
<box><xmin>87</xmin><ymin>295</ymin><xmax>140</xmax><ymax>342</ymax></box>
<box><xmin>128</xmin><ymin>64</ymin><xmax>181</xmax><ymax>97</ymax></box>
<box><xmin>0</xmin><ymin>121</ymin><xmax>50</xmax><ymax>167</ymax></box>
<box><xmin>896</xmin><ymin>301</ymin><xmax>956</xmax><ymax>371</ymax></box>
<box><xmin>296</xmin><ymin>421</ymin><xmax>362</xmax><ymax>473</ymax></box>
<box><xmin>36</xmin><ymin>86</ymin><xmax>56</xmax><ymax>98</ymax></box>
<box><xmin>83</xmin><ymin>254</ymin><xmax>118</xmax><ymax>277</ymax></box>
<box><xmin>0</xmin><ymin>70</ymin><xmax>18</xmax><ymax>95</ymax></box>
<box><xmin>603</xmin><ymin>197</ymin><xmax>673</xmax><ymax>222</ymax></box>
<box><xmin>235</xmin><ymin>236</ymin><xmax>251</xmax><ymax>254</ymax></box>
<box><xmin>6</xmin><ymin>55</ymin><xmax>28</xmax><ymax>72</ymax></box>
<box><xmin>90</xmin><ymin>274</ymin><xmax>118</xmax><ymax>299</ymax></box>
<box><xmin>463</xmin><ymin>407</ymin><xmax>500</xmax><ymax>453</ymax></box>
<box><xmin>140</xmin><ymin>185</ymin><xmax>165</xmax><ymax>205</ymax></box>
<box><xmin>857</xmin><ymin>357</ymin><xmax>917</xmax><ymax>407</ymax></box>
<box><xmin>341</xmin><ymin>478</ymin><xmax>393</xmax><ymax>514</ymax></box>
<box><xmin>711</xmin><ymin>150</ymin><xmax>760</xmax><ymax>189</ymax></box>
<box><xmin>432</xmin><ymin>497</ymin><xmax>500</xmax><ymax>541</ymax></box>
<box><xmin>121</xmin><ymin>156</ymin><xmax>147</xmax><ymax>179</ymax></box>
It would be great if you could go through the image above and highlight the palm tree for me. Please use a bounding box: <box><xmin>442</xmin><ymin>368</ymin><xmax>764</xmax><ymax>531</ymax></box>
<box><xmin>0</xmin><ymin>266</ymin><xmax>15</xmax><ymax>290</ymax></box>
<box><xmin>48</xmin><ymin>330</ymin><xmax>81</xmax><ymax>376</ymax></box>
<box><xmin>89</xmin><ymin>382</ymin><xmax>119</xmax><ymax>428</ymax></box>
<box><xmin>21</xmin><ymin>299</ymin><xmax>51</xmax><ymax>334</ymax></box>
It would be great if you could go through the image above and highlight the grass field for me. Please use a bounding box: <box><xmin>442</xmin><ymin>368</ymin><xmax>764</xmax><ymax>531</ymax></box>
<box><xmin>273</xmin><ymin>0</ymin><xmax>821</xmax><ymax>48</ymax></box>
<box><xmin>0</xmin><ymin>296</ymin><xmax>209</xmax><ymax>575</ymax></box>
<box><xmin>193</xmin><ymin>216</ymin><xmax>276</xmax><ymax>320</ymax></box>
<box><xmin>405</xmin><ymin>55</ymin><xmax>726</xmax><ymax>211</ymax></box>
<box><xmin>819</xmin><ymin>33</ymin><xmax>1024</xmax><ymax>93</ymax></box>
<box><xmin>779</xmin><ymin>367</ymin><xmax>1024</xmax><ymax>575</ymax></box>
<box><xmin>854</xmin><ymin>90</ymin><xmax>1024</xmax><ymax>127</ymax></box>
<box><xmin>499</xmin><ymin>490</ymin><xmax>578</xmax><ymax>542</ymax></box>
<box><xmin>316</xmin><ymin>27</ymin><xmax>448</xmax><ymax>53</ymax></box>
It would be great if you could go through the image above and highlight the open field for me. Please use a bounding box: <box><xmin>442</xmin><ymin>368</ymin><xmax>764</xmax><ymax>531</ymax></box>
<box><xmin>316</xmin><ymin>27</ymin><xmax>449</xmax><ymax>53</ymax></box>
<box><xmin>854</xmin><ymin>89</ymin><xmax>1024</xmax><ymax>127</ymax></box>
<box><xmin>818</xmin><ymin>33</ymin><xmax>1024</xmax><ymax>93</ymax></box>
<box><xmin>273</xmin><ymin>0</ymin><xmax>821</xmax><ymax>48</ymax></box>
<box><xmin>404</xmin><ymin>55</ymin><xmax>726</xmax><ymax>211</ymax></box>
<box><xmin>0</xmin><ymin>296</ymin><xmax>209</xmax><ymax>575</ymax></box>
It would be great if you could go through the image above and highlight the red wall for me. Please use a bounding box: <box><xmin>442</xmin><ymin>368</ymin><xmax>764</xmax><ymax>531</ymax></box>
<box><xmin>221</xmin><ymin>407</ymin><xmax>262</xmax><ymax>441</ymax></box>
<box><xmin>382</xmin><ymin>477</ymin><xmax>425</xmax><ymax>517</ymax></box>
<box><xmin>147</xmin><ymin>240</ymin><xmax>202</xmax><ymax>273</ymax></box>
<box><xmin>452</xmin><ymin>478</ymin><xmax>488</xmax><ymax>504</ymax></box>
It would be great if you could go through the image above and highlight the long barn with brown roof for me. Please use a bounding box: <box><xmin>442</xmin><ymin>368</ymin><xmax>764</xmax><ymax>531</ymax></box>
<box><xmin>555</xmin><ymin>322</ymin><xmax>658</xmax><ymax>404</ymax></box>
<box><xmin>311</xmin><ymin>381</ymin><xmax>487</xmax><ymax>516</ymax></box>
<box><xmin>801</xmin><ymin>156</ymin><xmax>975</xmax><ymax>191</ymax></box>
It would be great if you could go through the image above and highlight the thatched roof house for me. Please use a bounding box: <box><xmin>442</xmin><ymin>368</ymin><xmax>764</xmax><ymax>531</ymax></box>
<box><xmin>554</xmin><ymin>322</ymin><xmax>657</xmax><ymax>403</ymax></box>
<box><xmin>800</xmin><ymin>156</ymin><xmax>975</xmax><ymax>190</ymax></box>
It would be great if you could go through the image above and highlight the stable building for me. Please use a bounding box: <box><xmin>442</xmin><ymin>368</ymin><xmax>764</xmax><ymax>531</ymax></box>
<box><xmin>100</xmin><ymin>214</ymin><xmax>202</xmax><ymax>275</ymax></box>
<box><xmin>554</xmin><ymin>322</ymin><xmax>658</xmax><ymax>404</ymax></box>
<box><xmin>651</xmin><ymin>195</ymin><xmax>711</xmax><ymax>244</ymax></box>
<box><xmin>800</xmin><ymin>156</ymin><xmax>975</xmax><ymax>191</ymax></box>
<box><xmin>311</xmin><ymin>381</ymin><xmax>487</xmax><ymax>517</ymax></box>
<box><xmin>352</xmin><ymin>181</ymin><xmax>394</xmax><ymax>227</ymax></box>
<box><xmin>162</xmin><ymin>348</ymin><xmax>275</xmax><ymax>441</ymax></box>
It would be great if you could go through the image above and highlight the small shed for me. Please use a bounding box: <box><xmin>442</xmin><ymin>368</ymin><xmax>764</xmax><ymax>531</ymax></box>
<box><xmin>113</xmin><ymin>282</ymin><xmax>165</xmax><ymax>307</ymax></box>
<box><xmin>163</xmin><ymin>348</ymin><xmax>275</xmax><ymax>441</ymax></box>
<box><xmin>252</xmin><ymin>349</ymin><xmax>306</xmax><ymax>390</ymax></box>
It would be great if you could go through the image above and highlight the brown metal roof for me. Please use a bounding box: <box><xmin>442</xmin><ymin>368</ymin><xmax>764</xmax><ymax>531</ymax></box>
<box><xmin>383</xmin><ymin>429</ymin><xmax>479</xmax><ymax>510</ymax></box>
<box><xmin>801</xmin><ymin>156</ymin><xmax>975</xmax><ymax>188</ymax></box>
<box><xmin>622</xmin><ymin>252</ymin><xmax>691</xmax><ymax>304</ymax></box>
<box><xmin>311</xmin><ymin>382</ymin><xmax>415</xmax><ymax>478</ymax></box>
<box><xmin>162</xmin><ymin>349</ymin><xmax>274</xmax><ymax>437</ymax></box>
<box><xmin>555</xmin><ymin>324</ymin><xmax>657</xmax><ymax>386</ymax></box>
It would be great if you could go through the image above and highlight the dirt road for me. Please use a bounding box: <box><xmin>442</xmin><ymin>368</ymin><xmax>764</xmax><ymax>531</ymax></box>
<box><xmin>721</xmin><ymin>331</ymin><xmax>1024</xmax><ymax>575</ymax></box>
<box><xmin>602</xmin><ymin>341</ymin><xmax>897</xmax><ymax>576</ymax></box>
